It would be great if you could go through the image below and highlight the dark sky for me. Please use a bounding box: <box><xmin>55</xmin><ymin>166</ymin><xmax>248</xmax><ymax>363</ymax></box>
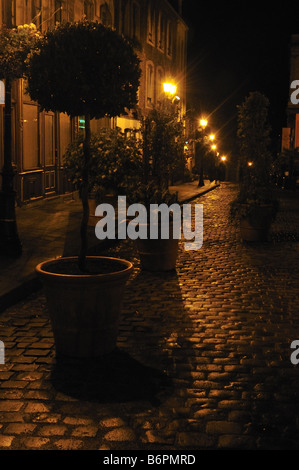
<box><xmin>169</xmin><ymin>0</ymin><xmax>299</xmax><ymax>156</ymax></box>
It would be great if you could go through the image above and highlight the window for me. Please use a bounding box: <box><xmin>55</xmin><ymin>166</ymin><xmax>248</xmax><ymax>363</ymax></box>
<box><xmin>60</xmin><ymin>113</ymin><xmax>72</xmax><ymax>159</ymax></box>
<box><xmin>147</xmin><ymin>3</ymin><xmax>154</xmax><ymax>45</ymax></box>
<box><xmin>132</xmin><ymin>2</ymin><xmax>140</xmax><ymax>40</ymax></box>
<box><xmin>100</xmin><ymin>3</ymin><xmax>112</xmax><ymax>27</ymax></box>
<box><xmin>156</xmin><ymin>67</ymin><xmax>164</xmax><ymax>103</ymax></box>
<box><xmin>55</xmin><ymin>0</ymin><xmax>63</xmax><ymax>24</ymax></box>
<box><xmin>146</xmin><ymin>62</ymin><xmax>154</xmax><ymax>107</ymax></box>
<box><xmin>23</xmin><ymin>104</ymin><xmax>39</xmax><ymax>170</ymax></box>
<box><xmin>32</xmin><ymin>0</ymin><xmax>42</xmax><ymax>29</ymax></box>
<box><xmin>84</xmin><ymin>0</ymin><xmax>95</xmax><ymax>20</ymax></box>
<box><xmin>79</xmin><ymin>117</ymin><xmax>85</xmax><ymax>135</ymax></box>
<box><xmin>44</xmin><ymin>113</ymin><xmax>54</xmax><ymax>166</ymax></box>
<box><xmin>166</xmin><ymin>20</ymin><xmax>173</xmax><ymax>57</ymax></box>
<box><xmin>157</xmin><ymin>12</ymin><xmax>165</xmax><ymax>51</ymax></box>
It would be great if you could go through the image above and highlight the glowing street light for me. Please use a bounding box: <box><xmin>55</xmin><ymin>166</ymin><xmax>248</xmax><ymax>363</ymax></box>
<box><xmin>197</xmin><ymin>118</ymin><xmax>208</xmax><ymax>187</ymax></box>
<box><xmin>221</xmin><ymin>155</ymin><xmax>227</xmax><ymax>162</ymax></box>
<box><xmin>248</xmin><ymin>161</ymin><xmax>253</xmax><ymax>166</ymax></box>
<box><xmin>163</xmin><ymin>82</ymin><xmax>177</xmax><ymax>96</ymax></box>
<box><xmin>209</xmin><ymin>134</ymin><xmax>215</xmax><ymax>141</ymax></box>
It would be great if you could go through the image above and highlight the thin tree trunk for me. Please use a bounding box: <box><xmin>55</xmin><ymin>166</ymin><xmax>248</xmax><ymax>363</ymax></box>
<box><xmin>78</xmin><ymin>114</ymin><xmax>91</xmax><ymax>272</ymax></box>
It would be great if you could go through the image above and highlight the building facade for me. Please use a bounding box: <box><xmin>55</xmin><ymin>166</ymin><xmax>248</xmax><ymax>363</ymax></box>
<box><xmin>0</xmin><ymin>0</ymin><xmax>187</xmax><ymax>204</ymax></box>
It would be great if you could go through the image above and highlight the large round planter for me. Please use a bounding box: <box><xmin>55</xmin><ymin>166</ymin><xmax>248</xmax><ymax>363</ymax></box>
<box><xmin>240</xmin><ymin>204</ymin><xmax>274</xmax><ymax>242</ymax></box>
<box><xmin>35</xmin><ymin>256</ymin><xmax>133</xmax><ymax>358</ymax></box>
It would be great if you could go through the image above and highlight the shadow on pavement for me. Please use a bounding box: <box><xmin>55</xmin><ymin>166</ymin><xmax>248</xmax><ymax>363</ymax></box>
<box><xmin>51</xmin><ymin>348</ymin><xmax>173</xmax><ymax>406</ymax></box>
<box><xmin>119</xmin><ymin>265</ymin><xmax>198</xmax><ymax>384</ymax></box>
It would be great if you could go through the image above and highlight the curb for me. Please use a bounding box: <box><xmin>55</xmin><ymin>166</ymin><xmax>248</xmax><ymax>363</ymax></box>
<box><xmin>178</xmin><ymin>183</ymin><xmax>220</xmax><ymax>204</ymax></box>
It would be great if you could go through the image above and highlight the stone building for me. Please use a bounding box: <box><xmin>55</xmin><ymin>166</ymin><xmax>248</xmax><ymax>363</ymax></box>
<box><xmin>0</xmin><ymin>0</ymin><xmax>187</xmax><ymax>203</ymax></box>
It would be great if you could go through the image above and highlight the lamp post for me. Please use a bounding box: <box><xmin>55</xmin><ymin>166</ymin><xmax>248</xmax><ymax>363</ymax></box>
<box><xmin>197</xmin><ymin>118</ymin><xmax>207</xmax><ymax>187</ymax></box>
<box><xmin>163</xmin><ymin>81</ymin><xmax>180</xmax><ymax>110</ymax></box>
<box><xmin>0</xmin><ymin>15</ymin><xmax>22</xmax><ymax>257</ymax></box>
<box><xmin>0</xmin><ymin>79</ymin><xmax>22</xmax><ymax>257</ymax></box>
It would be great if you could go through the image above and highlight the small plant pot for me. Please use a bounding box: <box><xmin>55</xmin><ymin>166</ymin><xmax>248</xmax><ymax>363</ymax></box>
<box><xmin>35</xmin><ymin>256</ymin><xmax>133</xmax><ymax>358</ymax></box>
<box><xmin>136</xmin><ymin>237</ymin><xmax>179</xmax><ymax>271</ymax></box>
<box><xmin>239</xmin><ymin>204</ymin><xmax>274</xmax><ymax>242</ymax></box>
<box><xmin>134</xmin><ymin>221</ymin><xmax>180</xmax><ymax>271</ymax></box>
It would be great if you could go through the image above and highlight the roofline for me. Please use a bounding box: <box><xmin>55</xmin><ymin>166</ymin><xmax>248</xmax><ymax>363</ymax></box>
<box><xmin>165</xmin><ymin>0</ymin><xmax>189</xmax><ymax>30</ymax></box>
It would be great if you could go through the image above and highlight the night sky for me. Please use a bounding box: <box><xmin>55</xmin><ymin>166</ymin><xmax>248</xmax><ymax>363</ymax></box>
<box><xmin>170</xmin><ymin>0</ymin><xmax>299</xmax><ymax>157</ymax></box>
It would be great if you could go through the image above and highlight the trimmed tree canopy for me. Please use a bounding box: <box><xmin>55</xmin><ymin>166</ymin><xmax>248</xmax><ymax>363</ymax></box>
<box><xmin>0</xmin><ymin>23</ymin><xmax>41</xmax><ymax>81</ymax></box>
<box><xmin>27</xmin><ymin>20</ymin><xmax>141</xmax><ymax>118</ymax></box>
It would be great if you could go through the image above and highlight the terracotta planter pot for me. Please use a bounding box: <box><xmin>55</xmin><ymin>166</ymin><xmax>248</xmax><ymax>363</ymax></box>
<box><xmin>135</xmin><ymin>221</ymin><xmax>180</xmax><ymax>271</ymax></box>
<box><xmin>35</xmin><ymin>256</ymin><xmax>133</xmax><ymax>358</ymax></box>
<box><xmin>136</xmin><ymin>237</ymin><xmax>179</xmax><ymax>271</ymax></box>
<box><xmin>240</xmin><ymin>204</ymin><xmax>274</xmax><ymax>242</ymax></box>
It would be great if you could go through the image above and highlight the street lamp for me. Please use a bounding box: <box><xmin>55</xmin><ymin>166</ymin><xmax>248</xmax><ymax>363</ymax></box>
<box><xmin>163</xmin><ymin>82</ymin><xmax>177</xmax><ymax>96</ymax></box>
<box><xmin>197</xmin><ymin>118</ymin><xmax>208</xmax><ymax>187</ymax></box>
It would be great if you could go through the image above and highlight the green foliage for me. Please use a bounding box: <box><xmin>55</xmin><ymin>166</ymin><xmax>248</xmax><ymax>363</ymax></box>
<box><xmin>230</xmin><ymin>183</ymin><xmax>279</xmax><ymax>221</ymax></box>
<box><xmin>272</xmin><ymin>147</ymin><xmax>299</xmax><ymax>189</ymax></box>
<box><xmin>63</xmin><ymin>128</ymin><xmax>143</xmax><ymax>199</ymax></box>
<box><xmin>230</xmin><ymin>91</ymin><xmax>278</xmax><ymax>220</ymax></box>
<box><xmin>140</xmin><ymin>103</ymin><xmax>185</xmax><ymax>190</ymax></box>
<box><xmin>128</xmin><ymin>181</ymin><xmax>178</xmax><ymax>210</ymax></box>
<box><xmin>120</xmin><ymin>102</ymin><xmax>185</xmax><ymax>208</ymax></box>
<box><xmin>237</xmin><ymin>91</ymin><xmax>272</xmax><ymax>184</ymax></box>
<box><xmin>27</xmin><ymin>20</ymin><xmax>141</xmax><ymax>119</ymax></box>
<box><xmin>0</xmin><ymin>23</ymin><xmax>41</xmax><ymax>81</ymax></box>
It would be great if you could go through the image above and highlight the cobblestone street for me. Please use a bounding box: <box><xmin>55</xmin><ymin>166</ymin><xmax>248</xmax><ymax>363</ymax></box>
<box><xmin>1</xmin><ymin>182</ymin><xmax>299</xmax><ymax>451</ymax></box>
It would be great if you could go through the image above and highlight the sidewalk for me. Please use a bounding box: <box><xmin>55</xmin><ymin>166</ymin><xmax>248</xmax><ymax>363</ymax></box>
<box><xmin>0</xmin><ymin>180</ymin><xmax>218</xmax><ymax>313</ymax></box>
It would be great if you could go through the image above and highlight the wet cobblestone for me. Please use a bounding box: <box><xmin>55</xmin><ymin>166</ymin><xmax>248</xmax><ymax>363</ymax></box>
<box><xmin>0</xmin><ymin>182</ymin><xmax>299</xmax><ymax>450</ymax></box>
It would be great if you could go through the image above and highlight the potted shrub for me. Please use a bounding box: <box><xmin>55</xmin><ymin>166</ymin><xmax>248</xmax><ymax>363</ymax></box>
<box><xmin>127</xmin><ymin>104</ymin><xmax>185</xmax><ymax>271</ymax></box>
<box><xmin>230</xmin><ymin>92</ymin><xmax>279</xmax><ymax>242</ymax></box>
<box><xmin>27</xmin><ymin>20</ymin><xmax>141</xmax><ymax>358</ymax></box>
<box><xmin>63</xmin><ymin>127</ymin><xmax>143</xmax><ymax>226</ymax></box>
<box><xmin>129</xmin><ymin>181</ymin><xmax>180</xmax><ymax>271</ymax></box>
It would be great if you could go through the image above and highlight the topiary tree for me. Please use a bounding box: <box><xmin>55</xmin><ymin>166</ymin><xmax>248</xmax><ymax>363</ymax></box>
<box><xmin>0</xmin><ymin>23</ymin><xmax>41</xmax><ymax>256</ymax></box>
<box><xmin>27</xmin><ymin>20</ymin><xmax>141</xmax><ymax>271</ymax></box>
<box><xmin>140</xmin><ymin>103</ymin><xmax>184</xmax><ymax>190</ymax></box>
<box><xmin>237</xmin><ymin>91</ymin><xmax>272</xmax><ymax>189</ymax></box>
<box><xmin>230</xmin><ymin>91</ymin><xmax>278</xmax><ymax>221</ymax></box>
